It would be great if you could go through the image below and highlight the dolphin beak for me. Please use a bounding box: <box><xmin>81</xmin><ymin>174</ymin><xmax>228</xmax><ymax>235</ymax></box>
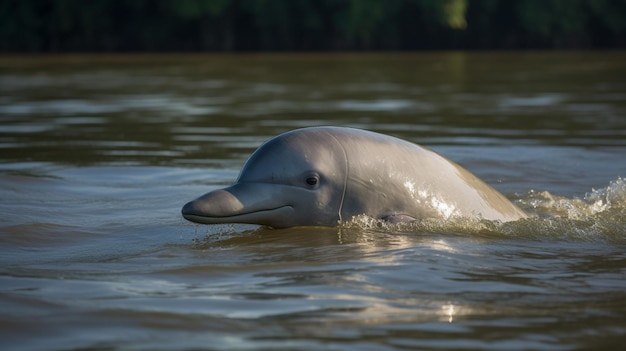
<box><xmin>181</xmin><ymin>183</ymin><xmax>296</xmax><ymax>227</ymax></box>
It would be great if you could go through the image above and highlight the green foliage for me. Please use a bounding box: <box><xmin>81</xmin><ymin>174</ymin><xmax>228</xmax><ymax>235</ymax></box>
<box><xmin>172</xmin><ymin>0</ymin><xmax>231</xmax><ymax>18</ymax></box>
<box><xmin>0</xmin><ymin>0</ymin><xmax>624</xmax><ymax>51</ymax></box>
<box><xmin>444</xmin><ymin>0</ymin><xmax>468</xmax><ymax>29</ymax></box>
<box><xmin>515</xmin><ymin>0</ymin><xmax>586</xmax><ymax>35</ymax></box>
<box><xmin>587</xmin><ymin>0</ymin><xmax>626</xmax><ymax>31</ymax></box>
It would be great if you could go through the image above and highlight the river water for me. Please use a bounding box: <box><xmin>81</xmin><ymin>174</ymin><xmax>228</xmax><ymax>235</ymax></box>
<box><xmin>1</xmin><ymin>52</ymin><xmax>625</xmax><ymax>350</ymax></box>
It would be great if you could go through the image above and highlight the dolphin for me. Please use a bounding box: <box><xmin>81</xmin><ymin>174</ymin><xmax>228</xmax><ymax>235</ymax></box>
<box><xmin>182</xmin><ymin>126</ymin><xmax>527</xmax><ymax>228</ymax></box>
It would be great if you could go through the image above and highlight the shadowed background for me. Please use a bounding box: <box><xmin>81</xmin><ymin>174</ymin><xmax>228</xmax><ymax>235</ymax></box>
<box><xmin>2</xmin><ymin>0</ymin><xmax>626</xmax><ymax>52</ymax></box>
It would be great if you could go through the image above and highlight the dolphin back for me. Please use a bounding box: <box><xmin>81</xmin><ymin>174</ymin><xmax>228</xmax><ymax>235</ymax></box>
<box><xmin>322</xmin><ymin>127</ymin><xmax>527</xmax><ymax>222</ymax></box>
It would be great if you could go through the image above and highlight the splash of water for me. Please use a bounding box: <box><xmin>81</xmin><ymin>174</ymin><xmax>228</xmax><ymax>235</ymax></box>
<box><xmin>523</xmin><ymin>177</ymin><xmax>626</xmax><ymax>220</ymax></box>
<box><xmin>342</xmin><ymin>178</ymin><xmax>626</xmax><ymax>242</ymax></box>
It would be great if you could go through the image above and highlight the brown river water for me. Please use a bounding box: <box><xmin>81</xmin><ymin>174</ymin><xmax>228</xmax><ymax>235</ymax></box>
<box><xmin>1</xmin><ymin>52</ymin><xmax>625</xmax><ymax>350</ymax></box>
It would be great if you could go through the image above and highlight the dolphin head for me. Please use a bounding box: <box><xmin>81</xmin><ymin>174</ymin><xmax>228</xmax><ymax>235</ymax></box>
<box><xmin>182</xmin><ymin>128</ymin><xmax>348</xmax><ymax>228</ymax></box>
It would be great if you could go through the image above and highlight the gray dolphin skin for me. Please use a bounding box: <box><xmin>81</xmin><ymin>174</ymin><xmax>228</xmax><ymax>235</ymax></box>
<box><xmin>182</xmin><ymin>126</ymin><xmax>527</xmax><ymax>228</ymax></box>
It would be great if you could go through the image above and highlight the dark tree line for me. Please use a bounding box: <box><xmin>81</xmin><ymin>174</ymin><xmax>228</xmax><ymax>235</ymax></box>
<box><xmin>1</xmin><ymin>0</ymin><xmax>625</xmax><ymax>52</ymax></box>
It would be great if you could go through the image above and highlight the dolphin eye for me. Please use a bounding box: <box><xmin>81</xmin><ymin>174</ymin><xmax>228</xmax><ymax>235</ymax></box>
<box><xmin>305</xmin><ymin>175</ymin><xmax>319</xmax><ymax>186</ymax></box>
